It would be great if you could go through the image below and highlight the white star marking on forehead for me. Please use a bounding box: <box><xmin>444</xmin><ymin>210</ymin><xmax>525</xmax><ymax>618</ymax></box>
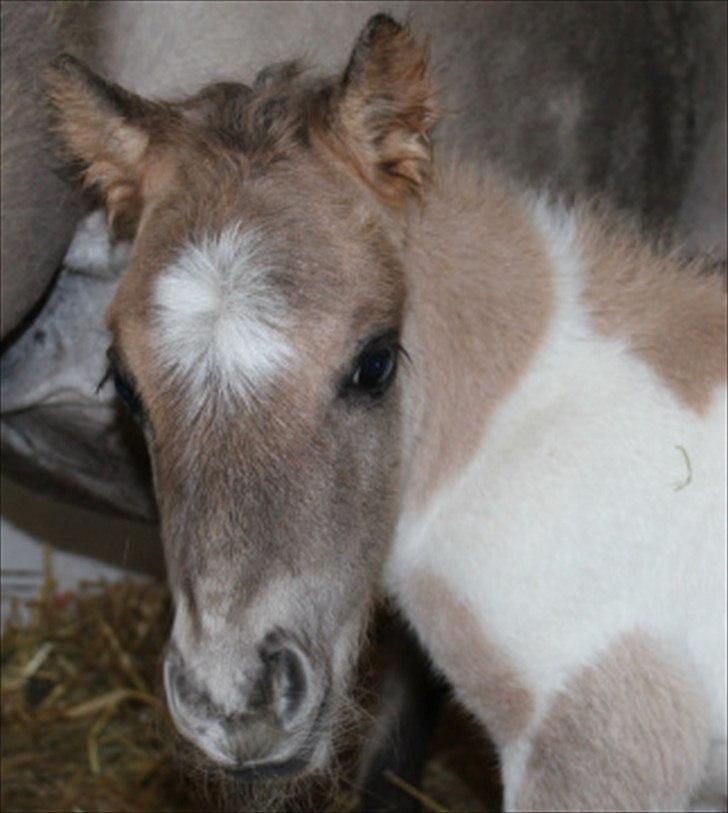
<box><xmin>154</xmin><ymin>225</ymin><xmax>294</xmax><ymax>406</ymax></box>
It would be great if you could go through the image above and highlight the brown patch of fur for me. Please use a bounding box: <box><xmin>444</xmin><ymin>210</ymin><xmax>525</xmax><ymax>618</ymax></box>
<box><xmin>47</xmin><ymin>57</ymin><xmax>265</xmax><ymax>235</ymax></box>
<box><xmin>515</xmin><ymin>631</ymin><xmax>709</xmax><ymax>811</ymax></box>
<box><xmin>579</xmin><ymin>208</ymin><xmax>727</xmax><ymax>415</ymax></box>
<box><xmin>47</xmin><ymin>14</ymin><xmax>437</xmax><ymax>240</ymax></box>
<box><xmin>401</xmin><ymin>163</ymin><xmax>555</xmax><ymax>506</ymax></box>
<box><xmin>104</xmin><ymin>133</ymin><xmax>409</xmax><ymax>686</ymax></box>
<box><xmin>106</xmin><ymin>144</ymin><xmax>407</xmax><ymax>451</ymax></box>
<box><xmin>324</xmin><ymin>14</ymin><xmax>437</xmax><ymax>207</ymax></box>
<box><xmin>404</xmin><ymin>571</ymin><xmax>533</xmax><ymax>746</ymax></box>
<box><xmin>58</xmin><ymin>16</ymin><xmax>539</xmax><ymax>774</ymax></box>
<box><xmin>45</xmin><ymin>55</ymin><xmax>154</xmax><ymax>230</ymax></box>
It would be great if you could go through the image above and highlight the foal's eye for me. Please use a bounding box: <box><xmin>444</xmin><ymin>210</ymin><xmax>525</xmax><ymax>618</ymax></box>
<box><xmin>98</xmin><ymin>355</ymin><xmax>143</xmax><ymax>416</ymax></box>
<box><xmin>112</xmin><ymin>368</ymin><xmax>143</xmax><ymax>414</ymax></box>
<box><xmin>345</xmin><ymin>335</ymin><xmax>402</xmax><ymax>399</ymax></box>
<box><xmin>352</xmin><ymin>348</ymin><xmax>396</xmax><ymax>391</ymax></box>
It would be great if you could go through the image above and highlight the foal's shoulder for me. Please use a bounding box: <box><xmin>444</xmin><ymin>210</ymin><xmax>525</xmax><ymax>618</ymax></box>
<box><xmin>573</xmin><ymin>206</ymin><xmax>726</xmax><ymax>415</ymax></box>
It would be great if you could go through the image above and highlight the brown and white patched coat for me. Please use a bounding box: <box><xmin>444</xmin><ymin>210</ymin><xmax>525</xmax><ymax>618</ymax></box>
<box><xmin>47</xmin><ymin>13</ymin><xmax>727</xmax><ymax>810</ymax></box>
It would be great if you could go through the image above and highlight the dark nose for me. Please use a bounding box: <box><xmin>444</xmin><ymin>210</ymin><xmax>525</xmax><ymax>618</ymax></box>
<box><xmin>163</xmin><ymin>630</ymin><xmax>320</xmax><ymax>771</ymax></box>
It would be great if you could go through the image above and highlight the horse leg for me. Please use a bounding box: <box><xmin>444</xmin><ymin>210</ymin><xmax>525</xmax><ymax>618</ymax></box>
<box><xmin>504</xmin><ymin>633</ymin><xmax>712</xmax><ymax>812</ymax></box>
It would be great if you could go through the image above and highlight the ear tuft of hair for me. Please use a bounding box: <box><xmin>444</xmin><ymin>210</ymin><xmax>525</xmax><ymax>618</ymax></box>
<box><xmin>45</xmin><ymin>54</ymin><xmax>165</xmax><ymax>234</ymax></box>
<box><xmin>334</xmin><ymin>14</ymin><xmax>437</xmax><ymax>206</ymax></box>
<box><xmin>49</xmin><ymin>54</ymin><xmax>144</xmax><ymax>119</ymax></box>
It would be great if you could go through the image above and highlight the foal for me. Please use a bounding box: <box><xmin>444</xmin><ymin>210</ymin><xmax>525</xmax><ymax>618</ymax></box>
<box><xmin>48</xmin><ymin>14</ymin><xmax>726</xmax><ymax>810</ymax></box>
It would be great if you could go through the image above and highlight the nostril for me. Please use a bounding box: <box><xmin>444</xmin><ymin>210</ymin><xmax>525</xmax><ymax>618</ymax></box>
<box><xmin>273</xmin><ymin>646</ymin><xmax>307</xmax><ymax>721</ymax></box>
<box><xmin>163</xmin><ymin>654</ymin><xmax>213</xmax><ymax>720</ymax></box>
<box><xmin>259</xmin><ymin>635</ymin><xmax>310</xmax><ymax>728</ymax></box>
<box><xmin>162</xmin><ymin>656</ymin><xmax>237</xmax><ymax>768</ymax></box>
<box><xmin>163</xmin><ymin>657</ymin><xmax>197</xmax><ymax>726</ymax></box>
<box><xmin>163</xmin><ymin>657</ymin><xmax>181</xmax><ymax>711</ymax></box>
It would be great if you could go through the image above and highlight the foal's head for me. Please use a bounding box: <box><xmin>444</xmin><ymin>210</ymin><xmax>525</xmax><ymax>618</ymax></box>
<box><xmin>49</xmin><ymin>15</ymin><xmax>436</xmax><ymax>776</ymax></box>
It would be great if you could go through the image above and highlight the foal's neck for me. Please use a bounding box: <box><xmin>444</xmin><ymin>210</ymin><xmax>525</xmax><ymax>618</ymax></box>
<box><xmin>397</xmin><ymin>161</ymin><xmax>727</xmax><ymax>511</ymax></box>
<box><xmin>399</xmin><ymin>164</ymin><xmax>555</xmax><ymax>508</ymax></box>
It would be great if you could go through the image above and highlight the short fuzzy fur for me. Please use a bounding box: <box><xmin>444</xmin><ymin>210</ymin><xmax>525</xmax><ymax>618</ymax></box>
<box><xmin>47</xmin><ymin>13</ymin><xmax>727</xmax><ymax>811</ymax></box>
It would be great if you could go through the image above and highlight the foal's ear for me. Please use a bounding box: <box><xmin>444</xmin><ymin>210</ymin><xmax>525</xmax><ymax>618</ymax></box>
<box><xmin>336</xmin><ymin>15</ymin><xmax>437</xmax><ymax>205</ymax></box>
<box><xmin>46</xmin><ymin>55</ymin><xmax>167</xmax><ymax>235</ymax></box>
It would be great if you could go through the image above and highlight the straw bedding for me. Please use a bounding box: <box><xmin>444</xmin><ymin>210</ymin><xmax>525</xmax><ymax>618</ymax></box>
<box><xmin>1</xmin><ymin>557</ymin><xmax>499</xmax><ymax>812</ymax></box>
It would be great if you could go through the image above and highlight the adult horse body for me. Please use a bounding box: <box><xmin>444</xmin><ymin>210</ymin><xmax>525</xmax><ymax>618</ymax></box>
<box><xmin>47</xmin><ymin>14</ymin><xmax>727</xmax><ymax>810</ymax></box>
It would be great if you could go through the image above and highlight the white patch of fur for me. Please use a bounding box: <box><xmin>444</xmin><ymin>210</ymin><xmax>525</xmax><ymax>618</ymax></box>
<box><xmin>388</xmin><ymin>200</ymin><xmax>727</xmax><ymax>805</ymax></box>
<box><xmin>500</xmin><ymin>732</ymin><xmax>540</xmax><ymax>811</ymax></box>
<box><xmin>154</xmin><ymin>225</ymin><xmax>293</xmax><ymax>406</ymax></box>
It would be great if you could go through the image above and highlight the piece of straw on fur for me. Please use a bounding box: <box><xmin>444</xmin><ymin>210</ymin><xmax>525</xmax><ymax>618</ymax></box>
<box><xmin>384</xmin><ymin>770</ymin><xmax>450</xmax><ymax>812</ymax></box>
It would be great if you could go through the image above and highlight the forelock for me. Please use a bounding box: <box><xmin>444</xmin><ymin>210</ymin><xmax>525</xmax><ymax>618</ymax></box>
<box><xmin>153</xmin><ymin>224</ymin><xmax>294</xmax><ymax>411</ymax></box>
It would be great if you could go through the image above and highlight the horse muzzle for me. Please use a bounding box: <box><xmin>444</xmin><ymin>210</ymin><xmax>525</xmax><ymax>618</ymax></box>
<box><xmin>163</xmin><ymin>629</ymin><xmax>330</xmax><ymax>776</ymax></box>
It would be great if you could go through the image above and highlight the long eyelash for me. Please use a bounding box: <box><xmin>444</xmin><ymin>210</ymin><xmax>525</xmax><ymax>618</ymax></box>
<box><xmin>394</xmin><ymin>342</ymin><xmax>411</xmax><ymax>365</ymax></box>
<box><xmin>96</xmin><ymin>365</ymin><xmax>113</xmax><ymax>395</ymax></box>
